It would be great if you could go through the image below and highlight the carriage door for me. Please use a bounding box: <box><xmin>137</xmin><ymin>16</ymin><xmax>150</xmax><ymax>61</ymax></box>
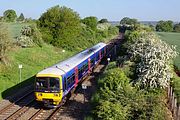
<box><xmin>75</xmin><ymin>66</ymin><xmax>78</xmax><ymax>87</ymax></box>
<box><xmin>88</xmin><ymin>58</ymin><xmax>91</xmax><ymax>73</ymax></box>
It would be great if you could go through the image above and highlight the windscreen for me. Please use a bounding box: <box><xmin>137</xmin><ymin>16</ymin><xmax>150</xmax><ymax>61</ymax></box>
<box><xmin>36</xmin><ymin>77</ymin><xmax>60</xmax><ymax>92</ymax></box>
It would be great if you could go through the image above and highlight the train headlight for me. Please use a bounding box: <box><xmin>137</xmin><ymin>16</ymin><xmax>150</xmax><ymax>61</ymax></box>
<box><xmin>54</xmin><ymin>93</ymin><xmax>59</xmax><ymax>97</ymax></box>
<box><xmin>38</xmin><ymin>93</ymin><xmax>42</xmax><ymax>96</ymax></box>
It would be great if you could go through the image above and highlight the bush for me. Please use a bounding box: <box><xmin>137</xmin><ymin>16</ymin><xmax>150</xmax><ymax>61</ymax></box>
<box><xmin>172</xmin><ymin>72</ymin><xmax>180</xmax><ymax>103</ymax></box>
<box><xmin>126</xmin><ymin>32</ymin><xmax>177</xmax><ymax>88</ymax></box>
<box><xmin>0</xmin><ymin>23</ymin><xmax>13</xmax><ymax>64</ymax></box>
<box><xmin>37</xmin><ymin>5</ymin><xmax>81</xmax><ymax>50</ymax></box>
<box><xmin>108</xmin><ymin>26</ymin><xmax>119</xmax><ymax>36</ymax></box>
<box><xmin>156</xmin><ymin>20</ymin><xmax>173</xmax><ymax>32</ymax></box>
<box><xmin>81</xmin><ymin>16</ymin><xmax>98</xmax><ymax>31</ymax></box>
<box><xmin>3</xmin><ymin>9</ymin><xmax>17</xmax><ymax>22</ymax></box>
<box><xmin>17</xmin><ymin>25</ymin><xmax>43</xmax><ymax>47</ymax></box>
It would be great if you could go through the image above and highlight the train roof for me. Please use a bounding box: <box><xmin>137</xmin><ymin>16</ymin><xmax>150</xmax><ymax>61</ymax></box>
<box><xmin>37</xmin><ymin>42</ymin><xmax>106</xmax><ymax>77</ymax></box>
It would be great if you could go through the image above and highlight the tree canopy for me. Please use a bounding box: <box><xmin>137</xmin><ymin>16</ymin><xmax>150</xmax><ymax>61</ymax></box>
<box><xmin>3</xmin><ymin>9</ymin><xmax>17</xmax><ymax>22</ymax></box>
<box><xmin>98</xmin><ymin>18</ymin><xmax>108</xmax><ymax>23</ymax></box>
<box><xmin>120</xmin><ymin>17</ymin><xmax>138</xmax><ymax>25</ymax></box>
<box><xmin>173</xmin><ymin>23</ymin><xmax>180</xmax><ymax>32</ymax></box>
<box><xmin>155</xmin><ymin>20</ymin><xmax>173</xmax><ymax>32</ymax></box>
<box><xmin>17</xmin><ymin>13</ymin><xmax>25</xmax><ymax>22</ymax></box>
<box><xmin>81</xmin><ymin>16</ymin><xmax>98</xmax><ymax>31</ymax></box>
<box><xmin>37</xmin><ymin>5</ymin><xmax>81</xmax><ymax>50</ymax></box>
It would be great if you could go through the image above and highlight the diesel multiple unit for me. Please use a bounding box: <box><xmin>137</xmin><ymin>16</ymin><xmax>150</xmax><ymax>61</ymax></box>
<box><xmin>34</xmin><ymin>43</ymin><xmax>107</xmax><ymax>107</ymax></box>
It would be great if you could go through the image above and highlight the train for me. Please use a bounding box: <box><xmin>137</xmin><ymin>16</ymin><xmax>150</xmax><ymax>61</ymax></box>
<box><xmin>34</xmin><ymin>42</ymin><xmax>107</xmax><ymax>107</ymax></box>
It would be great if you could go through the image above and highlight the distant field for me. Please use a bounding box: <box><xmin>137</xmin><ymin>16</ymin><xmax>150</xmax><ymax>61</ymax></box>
<box><xmin>157</xmin><ymin>32</ymin><xmax>180</xmax><ymax>69</ymax></box>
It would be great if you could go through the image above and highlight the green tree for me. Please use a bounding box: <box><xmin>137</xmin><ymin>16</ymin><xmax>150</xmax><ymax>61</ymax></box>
<box><xmin>120</xmin><ymin>17</ymin><xmax>138</xmax><ymax>25</ymax></box>
<box><xmin>174</xmin><ymin>23</ymin><xmax>180</xmax><ymax>32</ymax></box>
<box><xmin>120</xmin><ymin>17</ymin><xmax>139</xmax><ymax>30</ymax></box>
<box><xmin>81</xmin><ymin>16</ymin><xmax>98</xmax><ymax>31</ymax></box>
<box><xmin>17</xmin><ymin>13</ymin><xmax>25</xmax><ymax>22</ymax></box>
<box><xmin>156</xmin><ymin>20</ymin><xmax>173</xmax><ymax>32</ymax></box>
<box><xmin>3</xmin><ymin>9</ymin><xmax>17</xmax><ymax>22</ymax></box>
<box><xmin>37</xmin><ymin>5</ymin><xmax>81</xmax><ymax>50</ymax></box>
<box><xmin>98</xmin><ymin>18</ymin><xmax>108</xmax><ymax>23</ymax></box>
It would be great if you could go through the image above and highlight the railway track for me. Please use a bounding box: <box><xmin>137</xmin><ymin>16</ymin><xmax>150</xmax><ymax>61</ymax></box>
<box><xmin>0</xmin><ymin>33</ymin><xmax>124</xmax><ymax>120</ymax></box>
<box><xmin>0</xmin><ymin>91</ymin><xmax>34</xmax><ymax>120</ymax></box>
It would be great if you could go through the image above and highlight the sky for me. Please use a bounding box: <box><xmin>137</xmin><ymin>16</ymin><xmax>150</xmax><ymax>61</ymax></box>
<box><xmin>0</xmin><ymin>0</ymin><xmax>179</xmax><ymax>22</ymax></box>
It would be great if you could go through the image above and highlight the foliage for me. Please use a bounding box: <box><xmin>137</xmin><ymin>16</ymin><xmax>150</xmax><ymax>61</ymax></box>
<box><xmin>171</xmin><ymin>72</ymin><xmax>180</xmax><ymax>103</ymax></box>
<box><xmin>75</xmin><ymin>26</ymin><xmax>96</xmax><ymax>50</ymax></box>
<box><xmin>92</xmin><ymin>65</ymin><xmax>169</xmax><ymax>120</ymax></box>
<box><xmin>157</xmin><ymin>32</ymin><xmax>180</xmax><ymax>70</ymax></box>
<box><xmin>16</xmin><ymin>36</ymin><xmax>34</xmax><ymax>47</ymax></box>
<box><xmin>149</xmin><ymin>24</ymin><xmax>155</xmax><ymax>31</ymax></box>
<box><xmin>0</xmin><ymin>16</ymin><xmax>4</xmax><ymax>22</ymax></box>
<box><xmin>128</xmin><ymin>32</ymin><xmax>177</xmax><ymax>88</ymax></box>
<box><xmin>97</xmin><ymin>23</ymin><xmax>110</xmax><ymax>31</ymax></box>
<box><xmin>37</xmin><ymin>5</ymin><xmax>81</xmax><ymax>50</ymax></box>
<box><xmin>3</xmin><ymin>9</ymin><xmax>17</xmax><ymax>22</ymax></box>
<box><xmin>0</xmin><ymin>23</ymin><xmax>13</xmax><ymax>64</ymax></box>
<box><xmin>120</xmin><ymin>17</ymin><xmax>138</xmax><ymax>25</ymax></box>
<box><xmin>96</xmin><ymin>101</ymin><xmax>129</xmax><ymax>120</ymax></box>
<box><xmin>5</xmin><ymin>22</ymin><xmax>32</xmax><ymax>38</ymax></box>
<box><xmin>17</xmin><ymin>13</ymin><xmax>25</xmax><ymax>22</ymax></box>
<box><xmin>124</xmin><ymin>30</ymin><xmax>141</xmax><ymax>43</ymax></box>
<box><xmin>156</xmin><ymin>20</ymin><xmax>173</xmax><ymax>32</ymax></box>
<box><xmin>173</xmin><ymin>23</ymin><xmax>180</xmax><ymax>32</ymax></box>
<box><xmin>17</xmin><ymin>25</ymin><xmax>43</xmax><ymax>47</ymax></box>
<box><xmin>98</xmin><ymin>18</ymin><xmax>108</xmax><ymax>23</ymax></box>
<box><xmin>94</xmin><ymin>68</ymin><xmax>132</xmax><ymax>119</ymax></box>
<box><xmin>21</xmin><ymin>26</ymin><xmax>32</xmax><ymax>36</ymax></box>
<box><xmin>81</xmin><ymin>16</ymin><xmax>98</xmax><ymax>31</ymax></box>
<box><xmin>108</xmin><ymin>26</ymin><xmax>119</xmax><ymax>36</ymax></box>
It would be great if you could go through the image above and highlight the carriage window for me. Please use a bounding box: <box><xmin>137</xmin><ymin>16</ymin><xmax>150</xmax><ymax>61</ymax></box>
<box><xmin>67</xmin><ymin>73</ymin><xmax>75</xmax><ymax>86</ymax></box>
<box><xmin>97</xmin><ymin>53</ymin><xmax>99</xmax><ymax>60</ymax></box>
<box><xmin>102</xmin><ymin>50</ymin><xmax>104</xmax><ymax>56</ymax></box>
<box><xmin>91</xmin><ymin>59</ymin><xmax>95</xmax><ymax>67</ymax></box>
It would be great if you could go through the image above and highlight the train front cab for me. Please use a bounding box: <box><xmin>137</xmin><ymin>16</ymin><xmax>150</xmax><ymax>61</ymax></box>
<box><xmin>35</xmin><ymin>74</ymin><xmax>63</xmax><ymax>107</ymax></box>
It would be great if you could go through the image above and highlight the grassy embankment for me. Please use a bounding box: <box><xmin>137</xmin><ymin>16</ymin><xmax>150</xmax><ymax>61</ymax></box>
<box><xmin>157</xmin><ymin>32</ymin><xmax>180</xmax><ymax>103</ymax></box>
<box><xmin>0</xmin><ymin>22</ymin><xmax>118</xmax><ymax>99</ymax></box>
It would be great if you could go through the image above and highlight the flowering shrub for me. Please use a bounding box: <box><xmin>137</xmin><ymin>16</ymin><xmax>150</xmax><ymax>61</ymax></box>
<box><xmin>128</xmin><ymin>32</ymin><xmax>177</xmax><ymax>88</ymax></box>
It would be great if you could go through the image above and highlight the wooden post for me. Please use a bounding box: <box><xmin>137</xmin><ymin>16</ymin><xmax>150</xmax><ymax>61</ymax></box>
<box><xmin>171</xmin><ymin>93</ymin><xmax>175</xmax><ymax>112</ymax></box>
<box><xmin>176</xmin><ymin>104</ymin><xmax>180</xmax><ymax>120</ymax></box>
<box><xmin>170</xmin><ymin>87</ymin><xmax>173</xmax><ymax>109</ymax></box>
<box><xmin>178</xmin><ymin>105</ymin><xmax>180</xmax><ymax>120</ymax></box>
<box><xmin>173</xmin><ymin>98</ymin><xmax>177</xmax><ymax>118</ymax></box>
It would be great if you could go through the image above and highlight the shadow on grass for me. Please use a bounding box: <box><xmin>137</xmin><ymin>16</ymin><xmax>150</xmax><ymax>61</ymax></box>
<box><xmin>1</xmin><ymin>75</ymin><xmax>35</xmax><ymax>100</ymax></box>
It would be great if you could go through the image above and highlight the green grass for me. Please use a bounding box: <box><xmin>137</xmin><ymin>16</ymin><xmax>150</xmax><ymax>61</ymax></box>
<box><xmin>0</xmin><ymin>44</ymin><xmax>75</xmax><ymax>99</ymax></box>
<box><xmin>0</xmin><ymin>22</ymin><xmax>118</xmax><ymax>99</ymax></box>
<box><xmin>157</xmin><ymin>32</ymin><xmax>180</xmax><ymax>70</ymax></box>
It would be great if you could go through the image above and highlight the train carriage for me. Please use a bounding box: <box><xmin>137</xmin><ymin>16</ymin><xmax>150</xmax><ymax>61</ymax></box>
<box><xmin>35</xmin><ymin>43</ymin><xmax>107</xmax><ymax>107</ymax></box>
